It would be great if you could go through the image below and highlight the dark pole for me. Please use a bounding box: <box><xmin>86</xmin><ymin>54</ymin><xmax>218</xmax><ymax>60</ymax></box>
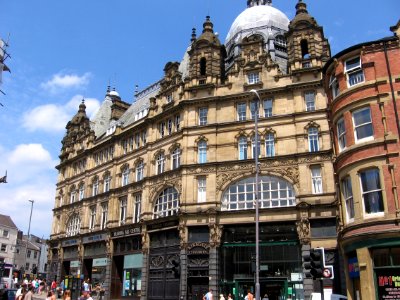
<box><xmin>24</xmin><ymin>200</ymin><xmax>34</xmax><ymax>275</ymax></box>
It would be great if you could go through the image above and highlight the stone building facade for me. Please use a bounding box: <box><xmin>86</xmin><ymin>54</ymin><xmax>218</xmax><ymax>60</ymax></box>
<box><xmin>323</xmin><ymin>22</ymin><xmax>400</xmax><ymax>300</ymax></box>
<box><xmin>48</xmin><ymin>1</ymin><xmax>342</xmax><ymax>299</ymax></box>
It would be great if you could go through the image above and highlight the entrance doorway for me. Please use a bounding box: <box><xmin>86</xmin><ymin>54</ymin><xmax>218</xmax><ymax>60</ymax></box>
<box><xmin>261</xmin><ymin>279</ymin><xmax>287</xmax><ymax>300</ymax></box>
<box><xmin>188</xmin><ymin>277</ymin><xmax>208</xmax><ymax>300</ymax></box>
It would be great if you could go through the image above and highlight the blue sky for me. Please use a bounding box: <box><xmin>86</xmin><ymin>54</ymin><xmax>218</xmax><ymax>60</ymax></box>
<box><xmin>0</xmin><ymin>0</ymin><xmax>399</xmax><ymax>239</ymax></box>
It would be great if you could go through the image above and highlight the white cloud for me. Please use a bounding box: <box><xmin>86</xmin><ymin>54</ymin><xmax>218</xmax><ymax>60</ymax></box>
<box><xmin>40</xmin><ymin>72</ymin><xmax>91</xmax><ymax>94</ymax></box>
<box><xmin>0</xmin><ymin>143</ymin><xmax>57</xmax><ymax>238</ymax></box>
<box><xmin>21</xmin><ymin>95</ymin><xmax>100</xmax><ymax>133</ymax></box>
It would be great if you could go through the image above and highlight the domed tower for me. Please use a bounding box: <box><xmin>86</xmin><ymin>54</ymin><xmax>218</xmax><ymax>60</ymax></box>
<box><xmin>225</xmin><ymin>0</ymin><xmax>289</xmax><ymax>74</ymax></box>
<box><xmin>286</xmin><ymin>0</ymin><xmax>330</xmax><ymax>73</ymax></box>
<box><xmin>188</xmin><ymin>16</ymin><xmax>226</xmax><ymax>86</ymax></box>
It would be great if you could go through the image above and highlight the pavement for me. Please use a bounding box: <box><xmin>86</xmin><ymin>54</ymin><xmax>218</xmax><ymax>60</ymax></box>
<box><xmin>32</xmin><ymin>292</ymin><xmax>62</xmax><ymax>300</ymax></box>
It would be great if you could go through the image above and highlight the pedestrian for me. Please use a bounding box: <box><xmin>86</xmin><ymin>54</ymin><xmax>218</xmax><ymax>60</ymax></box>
<box><xmin>227</xmin><ymin>293</ymin><xmax>233</xmax><ymax>300</ymax></box>
<box><xmin>246</xmin><ymin>291</ymin><xmax>254</xmax><ymax>300</ymax></box>
<box><xmin>205</xmin><ymin>288</ymin><xmax>213</xmax><ymax>300</ymax></box>
<box><xmin>84</xmin><ymin>291</ymin><xmax>93</xmax><ymax>300</ymax></box>
<box><xmin>62</xmin><ymin>290</ymin><xmax>71</xmax><ymax>300</ymax></box>
<box><xmin>262</xmin><ymin>294</ymin><xmax>269</xmax><ymax>300</ymax></box>
<box><xmin>24</xmin><ymin>285</ymin><xmax>34</xmax><ymax>300</ymax></box>
<box><xmin>219</xmin><ymin>294</ymin><xmax>226</xmax><ymax>300</ymax></box>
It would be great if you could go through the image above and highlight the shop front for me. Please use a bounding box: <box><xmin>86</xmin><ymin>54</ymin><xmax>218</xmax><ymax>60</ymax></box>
<box><xmin>82</xmin><ymin>233</ymin><xmax>108</xmax><ymax>283</ymax></box>
<box><xmin>219</xmin><ymin>223</ymin><xmax>303</xmax><ymax>300</ymax></box>
<box><xmin>110</xmin><ymin>225</ymin><xmax>142</xmax><ymax>300</ymax></box>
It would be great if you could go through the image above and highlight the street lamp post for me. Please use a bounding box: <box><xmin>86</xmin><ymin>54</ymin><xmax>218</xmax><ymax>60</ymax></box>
<box><xmin>24</xmin><ymin>200</ymin><xmax>34</xmax><ymax>276</ymax></box>
<box><xmin>250</xmin><ymin>89</ymin><xmax>261</xmax><ymax>300</ymax></box>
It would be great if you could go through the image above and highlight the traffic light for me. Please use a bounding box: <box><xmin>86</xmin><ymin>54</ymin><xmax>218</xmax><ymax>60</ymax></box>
<box><xmin>171</xmin><ymin>259</ymin><xmax>180</xmax><ymax>279</ymax></box>
<box><xmin>303</xmin><ymin>252</ymin><xmax>313</xmax><ymax>278</ymax></box>
<box><xmin>310</xmin><ymin>248</ymin><xmax>324</xmax><ymax>279</ymax></box>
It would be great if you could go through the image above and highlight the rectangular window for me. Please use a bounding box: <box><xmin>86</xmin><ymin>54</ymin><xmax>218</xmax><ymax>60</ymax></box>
<box><xmin>92</xmin><ymin>180</ymin><xmax>99</xmax><ymax>197</ymax></box>
<box><xmin>337</xmin><ymin>117</ymin><xmax>347</xmax><ymax>151</ymax></box>
<box><xmin>159</xmin><ymin>122</ymin><xmax>165</xmax><ymax>138</ymax></box>
<box><xmin>265</xmin><ymin>133</ymin><xmax>275</xmax><ymax>157</ymax></box>
<box><xmin>167</xmin><ymin>94</ymin><xmax>173</xmax><ymax>103</ymax></box>
<box><xmin>141</xmin><ymin>131</ymin><xmax>147</xmax><ymax>145</ymax></box>
<box><xmin>198</xmin><ymin>142</ymin><xmax>207</xmax><ymax>164</ymax></box>
<box><xmin>89</xmin><ymin>206</ymin><xmax>96</xmax><ymax>230</ymax></box>
<box><xmin>135</xmin><ymin>133</ymin><xmax>140</xmax><ymax>149</ymax></box>
<box><xmin>134</xmin><ymin>194</ymin><xmax>142</xmax><ymax>223</ymax></box>
<box><xmin>341</xmin><ymin>176</ymin><xmax>355</xmax><ymax>222</ymax></box>
<box><xmin>305</xmin><ymin>91</ymin><xmax>316</xmax><ymax>111</ymax></box>
<box><xmin>27</xmin><ymin>250</ymin><xmax>31</xmax><ymax>257</ymax></box>
<box><xmin>308</xmin><ymin>127</ymin><xmax>319</xmax><ymax>152</ymax></box>
<box><xmin>136</xmin><ymin>162</ymin><xmax>144</xmax><ymax>181</ymax></box>
<box><xmin>311</xmin><ymin>165</ymin><xmax>323</xmax><ymax>194</ymax></box>
<box><xmin>122</xmin><ymin>169</ymin><xmax>129</xmax><ymax>187</ymax></box>
<box><xmin>237</xmin><ymin>102</ymin><xmax>247</xmax><ymax>121</ymax></box>
<box><xmin>329</xmin><ymin>74</ymin><xmax>340</xmax><ymax>98</ymax></box>
<box><xmin>2</xmin><ymin>230</ymin><xmax>9</xmax><ymax>238</ymax></box>
<box><xmin>101</xmin><ymin>203</ymin><xmax>108</xmax><ymax>229</ymax></box>
<box><xmin>238</xmin><ymin>137</ymin><xmax>248</xmax><ymax>160</ymax></box>
<box><xmin>175</xmin><ymin>115</ymin><xmax>180</xmax><ymax>131</ymax></box>
<box><xmin>157</xmin><ymin>155</ymin><xmax>165</xmax><ymax>174</ymax></box>
<box><xmin>122</xmin><ymin>139</ymin><xmax>128</xmax><ymax>154</ymax></box>
<box><xmin>263</xmin><ymin>98</ymin><xmax>273</xmax><ymax>117</ymax></box>
<box><xmin>198</xmin><ymin>177</ymin><xmax>206</xmax><ymax>203</ymax></box>
<box><xmin>0</xmin><ymin>244</ymin><xmax>6</xmax><ymax>252</ymax></box>
<box><xmin>199</xmin><ymin>107</ymin><xmax>208</xmax><ymax>125</ymax></box>
<box><xmin>250</xmin><ymin>101</ymin><xmax>259</xmax><ymax>120</ymax></box>
<box><xmin>34</xmin><ymin>251</ymin><xmax>37</xmax><ymax>259</ymax></box>
<box><xmin>70</xmin><ymin>191</ymin><xmax>76</xmax><ymax>204</ymax></box>
<box><xmin>345</xmin><ymin>56</ymin><xmax>365</xmax><ymax>87</ymax></box>
<box><xmin>353</xmin><ymin>107</ymin><xmax>373</xmax><ymax>142</ymax></box>
<box><xmin>119</xmin><ymin>197</ymin><xmax>127</xmax><ymax>225</ymax></box>
<box><xmin>360</xmin><ymin>169</ymin><xmax>384</xmax><ymax>215</ymax></box>
<box><xmin>104</xmin><ymin>176</ymin><xmax>111</xmax><ymax>192</ymax></box>
<box><xmin>247</xmin><ymin>72</ymin><xmax>260</xmax><ymax>84</ymax></box>
<box><xmin>252</xmin><ymin>136</ymin><xmax>261</xmax><ymax>159</ymax></box>
<box><xmin>79</xmin><ymin>186</ymin><xmax>85</xmax><ymax>200</ymax></box>
<box><xmin>167</xmin><ymin>119</ymin><xmax>173</xmax><ymax>135</ymax></box>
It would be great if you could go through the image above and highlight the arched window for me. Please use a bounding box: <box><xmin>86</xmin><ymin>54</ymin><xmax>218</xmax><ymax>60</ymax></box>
<box><xmin>238</xmin><ymin>136</ymin><xmax>248</xmax><ymax>160</ymax></box>
<box><xmin>200</xmin><ymin>57</ymin><xmax>207</xmax><ymax>76</ymax></box>
<box><xmin>222</xmin><ymin>176</ymin><xmax>296</xmax><ymax>211</ymax></box>
<box><xmin>66</xmin><ymin>214</ymin><xmax>81</xmax><ymax>237</ymax></box>
<box><xmin>265</xmin><ymin>133</ymin><xmax>275</xmax><ymax>157</ymax></box>
<box><xmin>153</xmin><ymin>187</ymin><xmax>179</xmax><ymax>219</ymax></box>
<box><xmin>198</xmin><ymin>140</ymin><xmax>207</xmax><ymax>164</ymax></box>
<box><xmin>171</xmin><ymin>148</ymin><xmax>181</xmax><ymax>170</ymax></box>
<box><xmin>301</xmin><ymin>39</ymin><xmax>310</xmax><ymax>59</ymax></box>
<box><xmin>308</xmin><ymin>127</ymin><xmax>319</xmax><ymax>152</ymax></box>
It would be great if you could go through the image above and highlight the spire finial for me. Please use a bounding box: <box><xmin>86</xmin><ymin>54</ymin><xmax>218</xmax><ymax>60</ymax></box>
<box><xmin>295</xmin><ymin>0</ymin><xmax>308</xmax><ymax>15</ymax></box>
<box><xmin>191</xmin><ymin>28</ymin><xmax>196</xmax><ymax>42</ymax></box>
<box><xmin>202</xmin><ymin>15</ymin><xmax>214</xmax><ymax>33</ymax></box>
<box><xmin>247</xmin><ymin>0</ymin><xmax>270</xmax><ymax>7</ymax></box>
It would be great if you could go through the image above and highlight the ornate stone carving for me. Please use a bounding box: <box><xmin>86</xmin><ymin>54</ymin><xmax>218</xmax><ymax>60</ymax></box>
<box><xmin>188</xmin><ymin>258</ymin><xmax>209</xmax><ymax>267</ymax></box>
<box><xmin>209</xmin><ymin>224</ymin><xmax>223</xmax><ymax>247</ymax></box>
<box><xmin>150</xmin><ymin>256</ymin><xmax>164</xmax><ymax>268</ymax></box>
<box><xmin>178</xmin><ymin>220</ymin><xmax>186</xmax><ymax>249</ymax></box>
<box><xmin>296</xmin><ymin>217</ymin><xmax>310</xmax><ymax>244</ymax></box>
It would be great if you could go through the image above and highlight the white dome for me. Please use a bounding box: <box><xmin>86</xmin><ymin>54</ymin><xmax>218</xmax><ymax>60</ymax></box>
<box><xmin>109</xmin><ymin>90</ymin><xmax>120</xmax><ymax>97</ymax></box>
<box><xmin>225</xmin><ymin>5</ymin><xmax>289</xmax><ymax>46</ymax></box>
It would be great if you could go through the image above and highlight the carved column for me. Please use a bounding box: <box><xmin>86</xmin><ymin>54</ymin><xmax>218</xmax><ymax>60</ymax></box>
<box><xmin>296</xmin><ymin>216</ymin><xmax>313</xmax><ymax>299</ymax></box>
<box><xmin>140</xmin><ymin>230</ymin><xmax>150</xmax><ymax>300</ymax></box>
<box><xmin>209</xmin><ymin>222</ymin><xmax>223</xmax><ymax>293</ymax></box>
<box><xmin>179</xmin><ymin>220</ymin><xmax>188</xmax><ymax>300</ymax></box>
<box><xmin>104</xmin><ymin>236</ymin><xmax>112</xmax><ymax>300</ymax></box>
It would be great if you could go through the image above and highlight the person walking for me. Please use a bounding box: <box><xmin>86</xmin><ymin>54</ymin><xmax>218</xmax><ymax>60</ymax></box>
<box><xmin>204</xmin><ymin>288</ymin><xmax>213</xmax><ymax>300</ymax></box>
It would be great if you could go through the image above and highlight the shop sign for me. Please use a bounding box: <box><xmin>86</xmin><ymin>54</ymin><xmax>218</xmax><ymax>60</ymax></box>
<box><xmin>376</xmin><ymin>268</ymin><xmax>400</xmax><ymax>299</ymax></box>
<box><xmin>62</xmin><ymin>239</ymin><xmax>78</xmax><ymax>247</ymax></box>
<box><xmin>93</xmin><ymin>258</ymin><xmax>109</xmax><ymax>267</ymax></box>
<box><xmin>82</xmin><ymin>234</ymin><xmax>106</xmax><ymax>244</ymax></box>
<box><xmin>147</xmin><ymin>220</ymin><xmax>178</xmax><ymax>231</ymax></box>
<box><xmin>187</xmin><ymin>242</ymin><xmax>210</xmax><ymax>255</ymax></box>
<box><xmin>70</xmin><ymin>260</ymin><xmax>80</xmax><ymax>268</ymax></box>
<box><xmin>111</xmin><ymin>226</ymin><xmax>141</xmax><ymax>238</ymax></box>
<box><xmin>348</xmin><ymin>257</ymin><xmax>360</xmax><ymax>279</ymax></box>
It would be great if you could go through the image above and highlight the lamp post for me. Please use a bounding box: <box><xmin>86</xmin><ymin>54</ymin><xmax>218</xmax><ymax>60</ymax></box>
<box><xmin>250</xmin><ymin>89</ymin><xmax>261</xmax><ymax>300</ymax></box>
<box><xmin>24</xmin><ymin>199</ymin><xmax>34</xmax><ymax>276</ymax></box>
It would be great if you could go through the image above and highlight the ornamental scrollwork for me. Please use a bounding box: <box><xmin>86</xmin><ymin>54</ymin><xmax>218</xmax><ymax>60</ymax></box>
<box><xmin>209</xmin><ymin>224</ymin><xmax>223</xmax><ymax>247</ymax></box>
<box><xmin>296</xmin><ymin>217</ymin><xmax>310</xmax><ymax>244</ymax></box>
<box><xmin>150</xmin><ymin>256</ymin><xmax>164</xmax><ymax>268</ymax></box>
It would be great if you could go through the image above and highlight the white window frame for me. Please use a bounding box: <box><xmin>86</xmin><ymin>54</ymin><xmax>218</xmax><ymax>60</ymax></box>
<box><xmin>341</xmin><ymin>176</ymin><xmax>355</xmax><ymax>223</ymax></box>
<box><xmin>198</xmin><ymin>177</ymin><xmax>206</xmax><ymax>203</ymax></box>
<box><xmin>92</xmin><ymin>179</ymin><xmax>99</xmax><ymax>196</ymax></box>
<box><xmin>359</xmin><ymin>168</ymin><xmax>384</xmax><ymax>217</ymax></box>
<box><xmin>167</xmin><ymin>94</ymin><xmax>173</xmax><ymax>103</ymax></box>
<box><xmin>237</xmin><ymin>102</ymin><xmax>247</xmax><ymax>121</ymax></box>
<box><xmin>156</xmin><ymin>153</ymin><xmax>165</xmax><ymax>174</ymax></box>
<box><xmin>263</xmin><ymin>98</ymin><xmax>273</xmax><ymax>117</ymax></box>
<box><xmin>308</xmin><ymin>127</ymin><xmax>319</xmax><ymax>152</ymax></box>
<box><xmin>353</xmin><ymin>107</ymin><xmax>374</xmax><ymax>143</ymax></box>
<box><xmin>119</xmin><ymin>197</ymin><xmax>127</xmax><ymax>225</ymax></box>
<box><xmin>78</xmin><ymin>184</ymin><xmax>85</xmax><ymax>200</ymax></box>
<box><xmin>175</xmin><ymin>115</ymin><xmax>180</xmax><ymax>131</ymax></box>
<box><xmin>252</xmin><ymin>136</ymin><xmax>261</xmax><ymax>159</ymax></box>
<box><xmin>89</xmin><ymin>206</ymin><xmax>96</xmax><ymax>230</ymax></box>
<box><xmin>199</xmin><ymin>107</ymin><xmax>208</xmax><ymax>126</ymax></box>
<box><xmin>238</xmin><ymin>136</ymin><xmax>248</xmax><ymax>160</ymax></box>
<box><xmin>337</xmin><ymin>117</ymin><xmax>347</xmax><ymax>152</ymax></box>
<box><xmin>2</xmin><ymin>230</ymin><xmax>9</xmax><ymax>238</ymax></box>
<box><xmin>329</xmin><ymin>74</ymin><xmax>340</xmax><ymax>98</ymax></box>
<box><xmin>247</xmin><ymin>72</ymin><xmax>260</xmax><ymax>85</ymax></box>
<box><xmin>104</xmin><ymin>175</ymin><xmax>111</xmax><ymax>193</ymax></box>
<box><xmin>153</xmin><ymin>187</ymin><xmax>179</xmax><ymax>219</ymax></box>
<box><xmin>159</xmin><ymin>122</ymin><xmax>165</xmax><ymax>138</ymax></box>
<box><xmin>0</xmin><ymin>244</ymin><xmax>7</xmax><ymax>252</ymax></box>
<box><xmin>136</xmin><ymin>162</ymin><xmax>144</xmax><ymax>181</ymax></box>
<box><xmin>122</xmin><ymin>167</ymin><xmax>129</xmax><ymax>187</ymax></box>
<box><xmin>101</xmin><ymin>203</ymin><xmax>108</xmax><ymax>229</ymax></box>
<box><xmin>250</xmin><ymin>101</ymin><xmax>259</xmax><ymax>120</ymax></box>
<box><xmin>172</xmin><ymin>148</ymin><xmax>181</xmax><ymax>170</ymax></box>
<box><xmin>311</xmin><ymin>165</ymin><xmax>323</xmax><ymax>194</ymax></box>
<box><xmin>198</xmin><ymin>141</ymin><xmax>207</xmax><ymax>164</ymax></box>
<box><xmin>265</xmin><ymin>133</ymin><xmax>275</xmax><ymax>157</ymax></box>
<box><xmin>70</xmin><ymin>189</ymin><xmax>76</xmax><ymax>204</ymax></box>
<box><xmin>66</xmin><ymin>214</ymin><xmax>81</xmax><ymax>237</ymax></box>
<box><xmin>345</xmin><ymin>56</ymin><xmax>365</xmax><ymax>87</ymax></box>
<box><xmin>305</xmin><ymin>91</ymin><xmax>316</xmax><ymax>112</ymax></box>
<box><xmin>134</xmin><ymin>194</ymin><xmax>142</xmax><ymax>223</ymax></box>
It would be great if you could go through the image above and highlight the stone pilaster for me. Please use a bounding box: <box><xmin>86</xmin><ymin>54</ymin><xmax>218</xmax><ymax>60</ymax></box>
<box><xmin>179</xmin><ymin>248</ymin><xmax>187</xmax><ymax>300</ymax></box>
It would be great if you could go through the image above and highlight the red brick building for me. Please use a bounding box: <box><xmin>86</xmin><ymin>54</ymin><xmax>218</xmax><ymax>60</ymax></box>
<box><xmin>323</xmin><ymin>23</ymin><xmax>400</xmax><ymax>300</ymax></box>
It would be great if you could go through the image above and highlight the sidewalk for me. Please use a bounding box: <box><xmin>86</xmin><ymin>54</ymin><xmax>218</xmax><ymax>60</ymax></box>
<box><xmin>32</xmin><ymin>293</ymin><xmax>62</xmax><ymax>300</ymax></box>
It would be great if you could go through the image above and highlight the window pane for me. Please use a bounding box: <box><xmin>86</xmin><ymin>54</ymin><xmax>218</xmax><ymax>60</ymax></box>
<box><xmin>360</xmin><ymin>169</ymin><xmax>381</xmax><ymax>191</ymax></box>
<box><xmin>346</xmin><ymin>57</ymin><xmax>361</xmax><ymax>71</ymax></box>
<box><xmin>354</xmin><ymin>108</ymin><xmax>371</xmax><ymax>125</ymax></box>
<box><xmin>355</xmin><ymin>124</ymin><xmax>373</xmax><ymax>140</ymax></box>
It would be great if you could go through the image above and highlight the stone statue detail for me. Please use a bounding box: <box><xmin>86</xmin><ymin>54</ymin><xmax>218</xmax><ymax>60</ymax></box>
<box><xmin>296</xmin><ymin>217</ymin><xmax>310</xmax><ymax>244</ymax></box>
<box><xmin>209</xmin><ymin>224</ymin><xmax>223</xmax><ymax>247</ymax></box>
